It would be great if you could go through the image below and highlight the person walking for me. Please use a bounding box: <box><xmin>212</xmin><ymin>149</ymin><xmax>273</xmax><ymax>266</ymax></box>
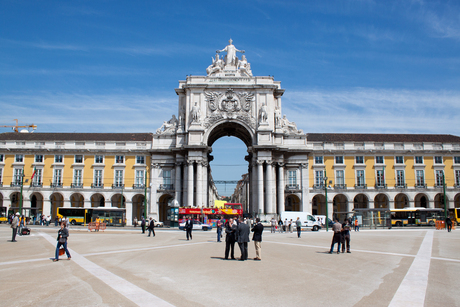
<box><xmin>251</xmin><ymin>218</ymin><xmax>264</xmax><ymax>260</ymax></box>
<box><xmin>354</xmin><ymin>218</ymin><xmax>359</xmax><ymax>232</ymax></box>
<box><xmin>446</xmin><ymin>216</ymin><xmax>453</xmax><ymax>232</ymax></box>
<box><xmin>289</xmin><ymin>219</ymin><xmax>294</xmax><ymax>233</ymax></box>
<box><xmin>296</xmin><ymin>217</ymin><xmax>302</xmax><ymax>238</ymax></box>
<box><xmin>10</xmin><ymin>212</ymin><xmax>19</xmax><ymax>242</ymax></box>
<box><xmin>141</xmin><ymin>217</ymin><xmax>146</xmax><ymax>234</ymax></box>
<box><xmin>224</xmin><ymin>218</ymin><xmax>237</xmax><ymax>260</ymax></box>
<box><xmin>278</xmin><ymin>219</ymin><xmax>283</xmax><ymax>233</ymax></box>
<box><xmin>237</xmin><ymin>217</ymin><xmax>250</xmax><ymax>261</ymax></box>
<box><xmin>270</xmin><ymin>217</ymin><xmax>276</xmax><ymax>233</ymax></box>
<box><xmin>147</xmin><ymin>217</ymin><xmax>155</xmax><ymax>237</ymax></box>
<box><xmin>54</xmin><ymin>222</ymin><xmax>71</xmax><ymax>261</ymax></box>
<box><xmin>284</xmin><ymin>218</ymin><xmax>288</xmax><ymax>233</ymax></box>
<box><xmin>216</xmin><ymin>217</ymin><xmax>223</xmax><ymax>242</ymax></box>
<box><xmin>185</xmin><ymin>216</ymin><xmax>193</xmax><ymax>240</ymax></box>
<box><xmin>329</xmin><ymin>218</ymin><xmax>342</xmax><ymax>254</ymax></box>
<box><xmin>341</xmin><ymin>219</ymin><xmax>351</xmax><ymax>253</ymax></box>
<box><xmin>133</xmin><ymin>217</ymin><xmax>138</xmax><ymax>227</ymax></box>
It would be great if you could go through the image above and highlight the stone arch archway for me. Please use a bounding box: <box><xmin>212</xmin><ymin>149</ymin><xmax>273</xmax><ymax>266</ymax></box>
<box><xmin>354</xmin><ymin>194</ymin><xmax>369</xmax><ymax>209</ymax></box>
<box><xmin>285</xmin><ymin>194</ymin><xmax>300</xmax><ymax>211</ymax></box>
<box><xmin>312</xmin><ymin>194</ymin><xmax>326</xmax><ymax>215</ymax></box>
<box><xmin>205</xmin><ymin>120</ymin><xmax>255</xmax><ymax>147</ymax></box>
<box><xmin>132</xmin><ymin>194</ymin><xmax>145</xmax><ymax>222</ymax></box>
<box><xmin>159</xmin><ymin>194</ymin><xmax>173</xmax><ymax>223</ymax></box>
<box><xmin>374</xmin><ymin>193</ymin><xmax>389</xmax><ymax>209</ymax></box>
<box><xmin>111</xmin><ymin>194</ymin><xmax>126</xmax><ymax>208</ymax></box>
<box><xmin>50</xmin><ymin>193</ymin><xmax>63</xmax><ymax>220</ymax></box>
<box><xmin>394</xmin><ymin>193</ymin><xmax>409</xmax><ymax>209</ymax></box>
<box><xmin>455</xmin><ymin>194</ymin><xmax>460</xmax><ymax>208</ymax></box>
<box><xmin>91</xmin><ymin>193</ymin><xmax>105</xmax><ymax>207</ymax></box>
<box><xmin>434</xmin><ymin>193</ymin><xmax>449</xmax><ymax>209</ymax></box>
<box><xmin>333</xmin><ymin>194</ymin><xmax>348</xmax><ymax>221</ymax></box>
<box><xmin>30</xmin><ymin>192</ymin><xmax>44</xmax><ymax>217</ymax></box>
<box><xmin>415</xmin><ymin>193</ymin><xmax>429</xmax><ymax>208</ymax></box>
<box><xmin>70</xmin><ymin>193</ymin><xmax>84</xmax><ymax>207</ymax></box>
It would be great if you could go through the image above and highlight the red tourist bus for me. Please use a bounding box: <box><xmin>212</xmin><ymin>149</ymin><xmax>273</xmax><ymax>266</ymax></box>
<box><xmin>178</xmin><ymin>203</ymin><xmax>243</xmax><ymax>227</ymax></box>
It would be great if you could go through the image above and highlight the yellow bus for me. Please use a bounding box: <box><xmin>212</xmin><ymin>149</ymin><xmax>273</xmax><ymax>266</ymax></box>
<box><xmin>390</xmin><ymin>208</ymin><xmax>443</xmax><ymax>227</ymax></box>
<box><xmin>57</xmin><ymin>207</ymin><xmax>126</xmax><ymax>226</ymax></box>
<box><xmin>448</xmin><ymin>208</ymin><xmax>460</xmax><ymax>225</ymax></box>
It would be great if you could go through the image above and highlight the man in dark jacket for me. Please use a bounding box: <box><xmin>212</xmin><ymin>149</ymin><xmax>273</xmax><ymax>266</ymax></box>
<box><xmin>251</xmin><ymin>218</ymin><xmax>264</xmax><ymax>260</ymax></box>
<box><xmin>446</xmin><ymin>217</ymin><xmax>453</xmax><ymax>232</ymax></box>
<box><xmin>185</xmin><ymin>216</ymin><xmax>193</xmax><ymax>240</ymax></box>
<box><xmin>141</xmin><ymin>217</ymin><xmax>146</xmax><ymax>234</ymax></box>
<box><xmin>224</xmin><ymin>218</ymin><xmax>237</xmax><ymax>259</ymax></box>
<box><xmin>237</xmin><ymin>217</ymin><xmax>250</xmax><ymax>260</ymax></box>
<box><xmin>147</xmin><ymin>217</ymin><xmax>155</xmax><ymax>237</ymax></box>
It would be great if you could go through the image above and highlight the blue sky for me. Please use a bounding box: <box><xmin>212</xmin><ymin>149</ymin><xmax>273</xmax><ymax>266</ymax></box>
<box><xmin>1</xmin><ymin>0</ymin><xmax>459</xmax><ymax>196</ymax></box>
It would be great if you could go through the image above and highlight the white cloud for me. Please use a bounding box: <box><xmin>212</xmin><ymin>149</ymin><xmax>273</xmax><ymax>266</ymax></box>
<box><xmin>283</xmin><ymin>88</ymin><xmax>460</xmax><ymax>134</ymax></box>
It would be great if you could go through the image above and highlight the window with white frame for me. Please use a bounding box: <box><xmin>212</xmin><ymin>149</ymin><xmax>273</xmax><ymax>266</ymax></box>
<box><xmin>415</xmin><ymin>156</ymin><xmax>423</xmax><ymax>164</ymax></box>
<box><xmin>53</xmin><ymin>169</ymin><xmax>62</xmax><ymax>186</ymax></box>
<box><xmin>335</xmin><ymin>170</ymin><xmax>344</xmax><ymax>186</ymax></box>
<box><xmin>0</xmin><ymin>168</ymin><xmax>2</xmax><ymax>184</ymax></box>
<box><xmin>0</xmin><ymin>154</ymin><xmax>3</xmax><ymax>162</ymax></box>
<box><xmin>456</xmin><ymin>170</ymin><xmax>460</xmax><ymax>187</ymax></box>
<box><xmin>454</xmin><ymin>157</ymin><xmax>460</xmax><ymax>164</ymax></box>
<box><xmin>35</xmin><ymin>155</ymin><xmax>43</xmax><ymax>163</ymax></box>
<box><xmin>288</xmin><ymin>170</ymin><xmax>297</xmax><ymax>187</ymax></box>
<box><xmin>315</xmin><ymin>156</ymin><xmax>323</xmax><ymax>164</ymax></box>
<box><xmin>74</xmin><ymin>169</ymin><xmax>82</xmax><ymax>186</ymax></box>
<box><xmin>434</xmin><ymin>156</ymin><xmax>443</xmax><ymax>164</ymax></box>
<box><xmin>115</xmin><ymin>155</ymin><xmax>124</xmax><ymax>164</ymax></box>
<box><xmin>33</xmin><ymin>169</ymin><xmax>42</xmax><ymax>186</ymax></box>
<box><xmin>355</xmin><ymin>156</ymin><xmax>364</xmax><ymax>164</ymax></box>
<box><xmin>94</xmin><ymin>170</ymin><xmax>103</xmax><ymax>187</ymax></box>
<box><xmin>435</xmin><ymin>170</ymin><xmax>444</xmax><ymax>187</ymax></box>
<box><xmin>376</xmin><ymin>170</ymin><xmax>385</xmax><ymax>187</ymax></box>
<box><xmin>136</xmin><ymin>156</ymin><xmax>145</xmax><ymax>164</ymax></box>
<box><xmin>375</xmin><ymin>156</ymin><xmax>384</xmax><ymax>164</ymax></box>
<box><xmin>395</xmin><ymin>156</ymin><xmax>404</xmax><ymax>164</ymax></box>
<box><xmin>95</xmin><ymin>155</ymin><xmax>103</xmax><ymax>164</ymax></box>
<box><xmin>315</xmin><ymin>170</ymin><xmax>324</xmax><ymax>187</ymax></box>
<box><xmin>335</xmin><ymin>156</ymin><xmax>344</xmax><ymax>164</ymax></box>
<box><xmin>15</xmin><ymin>154</ymin><xmax>23</xmax><ymax>163</ymax></box>
<box><xmin>416</xmin><ymin>170</ymin><xmax>425</xmax><ymax>187</ymax></box>
<box><xmin>115</xmin><ymin>170</ymin><xmax>123</xmax><ymax>187</ymax></box>
<box><xmin>75</xmin><ymin>155</ymin><xmax>83</xmax><ymax>163</ymax></box>
<box><xmin>356</xmin><ymin>170</ymin><xmax>365</xmax><ymax>187</ymax></box>
<box><xmin>163</xmin><ymin>170</ymin><xmax>171</xmax><ymax>185</ymax></box>
<box><xmin>13</xmin><ymin>168</ymin><xmax>22</xmax><ymax>185</ymax></box>
<box><xmin>135</xmin><ymin>170</ymin><xmax>145</xmax><ymax>186</ymax></box>
<box><xmin>396</xmin><ymin>170</ymin><xmax>405</xmax><ymax>187</ymax></box>
<box><xmin>55</xmin><ymin>155</ymin><xmax>63</xmax><ymax>163</ymax></box>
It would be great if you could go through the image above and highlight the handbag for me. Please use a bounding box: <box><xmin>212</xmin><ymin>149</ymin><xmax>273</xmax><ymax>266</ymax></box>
<box><xmin>58</xmin><ymin>247</ymin><xmax>65</xmax><ymax>256</ymax></box>
<box><xmin>58</xmin><ymin>237</ymin><xmax>66</xmax><ymax>244</ymax></box>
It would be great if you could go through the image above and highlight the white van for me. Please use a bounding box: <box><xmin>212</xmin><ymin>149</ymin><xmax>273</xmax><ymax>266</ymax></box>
<box><xmin>280</xmin><ymin>212</ymin><xmax>322</xmax><ymax>231</ymax></box>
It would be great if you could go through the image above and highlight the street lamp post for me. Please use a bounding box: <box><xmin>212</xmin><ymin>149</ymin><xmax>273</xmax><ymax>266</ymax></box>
<box><xmin>324</xmin><ymin>171</ymin><xmax>328</xmax><ymax>232</ymax></box>
<box><xmin>19</xmin><ymin>171</ymin><xmax>25</xmax><ymax>215</ymax></box>
<box><xmin>443</xmin><ymin>172</ymin><xmax>447</xmax><ymax>230</ymax></box>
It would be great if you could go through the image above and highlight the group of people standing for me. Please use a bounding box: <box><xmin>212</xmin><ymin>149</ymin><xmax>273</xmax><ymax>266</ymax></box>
<box><xmin>223</xmin><ymin>217</ymin><xmax>264</xmax><ymax>261</ymax></box>
<box><xmin>329</xmin><ymin>218</ymin><xmax>352</xmax><ymax>254</ymax></box>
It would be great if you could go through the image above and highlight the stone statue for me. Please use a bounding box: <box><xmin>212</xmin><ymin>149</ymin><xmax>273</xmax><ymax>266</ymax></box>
<box><xmin>237</xmin><ymin>55</ymin><xmax>252</xmax><ymax>76</ymax></box>
<box><xmin>282</xmin><ymin>115</ymin><xmax>299</xmax><ymax>133</ymax></box>
<box><xmin>275</xmin><ymin>107</ymin><xmax>282</xmax><ymax>127</ymax></box>
<box><xmin>191</xmin><ymin>102</ymin><xmax>201</xmax><ymax>123</ymax></box>
<box><xmin>206</xmin><ymin>53</ymin><xmax>224</xmax><ymax>76</ymax></box>
<box><xmin>217</xmin><ymin>39</ymin><xmax>245</xmax><ymax>66</ymax></box>
<box><xmin>259</xmin><ymin>103</ymin><xmax>268</xmax><ymax>124</ymax></box>
<box><xmin>156</xmin><ymin>115</ymin><xmax>178</xmax><ymax>134</ymax></box>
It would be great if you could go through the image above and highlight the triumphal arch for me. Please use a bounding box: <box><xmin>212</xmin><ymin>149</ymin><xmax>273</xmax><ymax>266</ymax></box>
<box><xmin>152</xmin><ymin>40</ymin><xmax>309</xmax><ymax>219</ymax></box>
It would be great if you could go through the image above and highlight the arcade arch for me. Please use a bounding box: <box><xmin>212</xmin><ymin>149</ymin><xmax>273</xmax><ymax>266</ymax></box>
<box><xmin>132</xmin><ymin>194</ymin><xmax>145</xmax><ymax>221</ymax></box>
<box><xmin>374</xmin><ymin>193</ymin><xmax>389</xmax><ymax>209</ymax></box>
<box><xmin>70</xmin><ymin>193</ymin><xmax>84</xmax><ymax>207</ymax></box>
<box><xmin>434</xmin><ymin>193</ymin><xmax>449</xmax><ymax>209</ymax></box>
<box><xmin>91</xmin><ymin>194</ymin><xmax>105</xmax><ymax>207</ymax></box>
<box><xmin>111</xmin><ymin>194</ymin><xmax>126</xmax><ymax>208</ymax></box>
<box><xmin>394</xmin><ymin>193</ymin><xmax>409</xmax><ymax>209</ymax></box>
<box><xmin>353</xmin><ymin>194</ymin><xmax>368</xmax><ymax>209</ymax></box>
<box><xmin>50</xmin><ymin>193</ymin><xmax>63</xmax><ymax>219</ymax></box>
<box><xmin>312</xmin><ymin>194</ymin><xmax>326</xmax><ymax>215</ymax></box>
<box><xmin>285</xmin><ymin>194</ymin><xmax>300</xmax><ymax>211</ymax></box>
<box><xmin>158</xmin><ymin>194</ymin><xmax>173</xmax><ymax>223</ymax></box>
<box><xmin>415</xmin><ymin>193</ymin><xmax>428</xmax><ymax>208</ymax></box>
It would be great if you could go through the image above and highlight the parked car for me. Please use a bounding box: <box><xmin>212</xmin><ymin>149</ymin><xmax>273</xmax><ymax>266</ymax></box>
<box><xmin>179</xmin><ymin>220</ymin><xmax>212</xmax><ymax>231</ymax></box>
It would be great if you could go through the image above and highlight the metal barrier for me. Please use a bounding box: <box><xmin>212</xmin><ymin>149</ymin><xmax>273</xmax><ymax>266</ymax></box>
<box><xmin>88</xmin><ymin>222</ymin><xmax>107</xmax><ymax>232</ymax></box>
<box><xmin>435</xmin><ymin>220</ymin><xmax>445</xmax><ymax>230</ymax></box>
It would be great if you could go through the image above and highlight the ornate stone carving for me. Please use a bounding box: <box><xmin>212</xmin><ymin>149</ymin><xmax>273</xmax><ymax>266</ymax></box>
<box><xmin>190</xmin><ymin>102</ymin><xmax>201</xmax><ymax>124</ymax></box>
<box><xmin>236</xmin><ymin>92</ymin><xmax>254</xmax><ymax>112</ymax></box>
<box><xmin>281</xmin><ymin>115</ymin><xmax>303</xmax><ymax>134</ymax></box>
<box><xmin>216</xmin><ymin>39</ymin><xmax>245</xmax><ymax>66</ymax></box>
<box><xmin>275</xmin><ymin>107</ymin><xmax>282</xmax><ymax>128</ymax></box>
<box><xmin>156</xmin><ymin>115</ymin><xmax>178</xmax><ymax>134</ymax></box>
<box><xmin>258</xmin><ymin>103</ymin><xmax>268</xmax><ymax>125</ymax></box>
<box><xmin>206</xmin><ymin>39</ymin><xmax>253</xmax><ymax>77</ymax></box>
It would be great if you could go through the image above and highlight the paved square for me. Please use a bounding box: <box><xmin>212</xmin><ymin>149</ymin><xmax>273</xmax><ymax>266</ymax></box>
<box><xmin>1</xmin><ymin>225</ymin><xmax>459</xmax><ymax>307</ymax></box>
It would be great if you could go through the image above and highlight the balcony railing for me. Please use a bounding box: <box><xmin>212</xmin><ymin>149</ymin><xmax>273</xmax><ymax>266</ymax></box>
<box><xmin>354</xmin><ymin>184</ymin><xmax>367</xmax><ymax>189</ymax></box>
<box><xmin>0</xmin><ymin>182</ymin><xmax>2</xmax><ymax>187</ymax></box>
<box><xmin>30</xmin><ymin>182</ymin><xmax>42</xmax><ymax>188</ymax></box>
<box><xmin>434</xmin><ymin>184</ymin><xmax>444</xmax><ymax>188</ymax></box>
<box><xmin>415</xmin><ymin>184</ymin><xmax>427</xmax><ymax>189</ymax></box>
<box><xmin>71</xmin><ymin>183</ymin><xmax>83</xmax><ymax>188</ymax></box>
<box><xmin>285</xmin><ymin>184</ymin><xmax>300</xmax><ymax>190</ymax></box>
<box><xmin>313</xmin><ymin>184</ymin><xmax>325</xmax><ymax>190</ymax></box>
<box><xmin>334</xmin><ymin>184</ymin><xmax>347</xmax><ymax>189</ymax></box>
<box><xmin>394</xmin><ymin>183</ymin><xmax>407</xmax><ymax>189</ymax></box>
<box><xmin>91</xmin><ymin>183</ymin><xmax>104</xmax><ymax>189</ymax></box>
<box><xmin>159</xmin><ymin>184</ymin><xmax>174</xmax><ymax>190</ymax></box>
<box><xmin>133</xmin><ymin>184</ymin><xmax>146</xmax><ymax>189</ymax></box>
<box><xmin>10</xmin><ymin>182</ymin><xmax>21</xmax><ymax>187</ymax></box>
<box><xmin>51</xmin><ymin>183</ymin><xmax>63</xmax><ymax>188</ymax></box>
<box><xmin>375</xmin><ymin>184</ymin><xmax>387</xmax><ymax>189</ymax></box>
<box><xmin>112</xmin><ymin>183</ymin><xmax>125</xmax><ymax>189</ymax></box>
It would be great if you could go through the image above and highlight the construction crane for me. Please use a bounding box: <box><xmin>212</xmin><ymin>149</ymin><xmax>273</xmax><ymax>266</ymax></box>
<box><xmin>0</xmin><ymin>119</ymin><xmax>37</xmax><ymax>133</ymax></box>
